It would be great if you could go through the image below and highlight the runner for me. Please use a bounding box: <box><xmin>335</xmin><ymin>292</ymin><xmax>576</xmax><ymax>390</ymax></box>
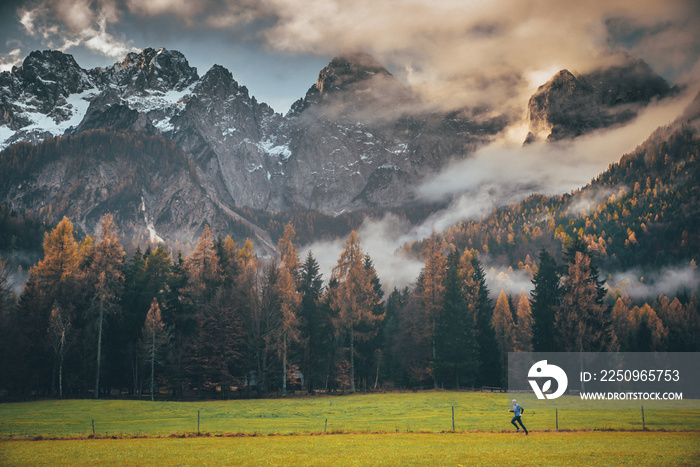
<box><xmin>509</xmin><ymin>399</ymin><xmax>529</xmax><ymax>435</ymax></box>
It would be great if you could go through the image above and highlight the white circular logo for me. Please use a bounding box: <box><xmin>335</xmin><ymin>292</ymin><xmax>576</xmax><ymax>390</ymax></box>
<box><xmin>528</xmin><ymin>360</ymin><xmax>568</xmax><ymax>399</ymax></box>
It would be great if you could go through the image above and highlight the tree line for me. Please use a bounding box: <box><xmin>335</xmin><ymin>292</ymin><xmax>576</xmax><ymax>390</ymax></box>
<box><xmin>0</xmin><ymin>215</ymin><xmax>697</xmax><ymax>399</ymax></box>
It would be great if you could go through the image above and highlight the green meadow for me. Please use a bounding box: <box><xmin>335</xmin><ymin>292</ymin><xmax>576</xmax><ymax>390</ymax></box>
<box><xmin>1</xmin><ymin>391</ymin><xmax>698</xmax><ymax>438</ymax></box>
<box><xmin>1</xmin><ymin>392</ymin><xmax>698</xmax><ymax>465</ymax></box>
<box><xmin>2</xmin><ymin>432</ymin><xmax>699</xmax><ymax>466</ymax></box>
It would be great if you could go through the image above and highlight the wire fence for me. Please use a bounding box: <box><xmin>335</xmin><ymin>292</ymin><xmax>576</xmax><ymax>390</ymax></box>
<box><xmin>2</xmin><ymin>403</ymin><xmax>698</xmax><ymax>439</ymax></box>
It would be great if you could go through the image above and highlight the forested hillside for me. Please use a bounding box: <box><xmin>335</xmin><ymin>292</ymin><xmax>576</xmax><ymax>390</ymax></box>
<box><xmin>407</xmin><ymin>123</ymin><xmax>700</xmax><ymax>274</ymax></box>
<box><xmin>1</xmin><ymin>211</ymin><xmax>697</xmax><ymax>399</ymax></box>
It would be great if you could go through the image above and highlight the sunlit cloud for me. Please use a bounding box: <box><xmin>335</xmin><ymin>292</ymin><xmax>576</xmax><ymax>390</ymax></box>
<box><xmin>0</xmin><ymin>46</ymin><xmax>23</xmax><ymax>72</ymax></box>
<box><xmin>15</xmin><ymin>0</ymin><xmax>138</xmax><ymax>59</ymax></box>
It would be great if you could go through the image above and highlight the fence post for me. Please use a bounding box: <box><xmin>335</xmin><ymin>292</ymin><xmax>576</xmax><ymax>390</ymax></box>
<box><xmin>555</xmin><ymin>409</ymin><xmax>558</xmax><ymax>431</ymax></box>
<box><xmin>324</xmin><ymin>419</ymin><xmax>327</xmax><ymax>433</ymax></box>
<box><xmin>198</xmin><ymin>410</ymin><xmax>200</xmax><ymax>434</ymax></box>
<box><xmin>451</xmin><ymin>406</ymin><xmax>455</xmax><ymax>432</ymax></box>
<box><xmin>641</xmin><ymin>406</ymin><xmax>645</xmax><ymax>430</ymax></box>
<box><xmin>92</xmin><ymin>419</ymin><xmax>95</xmax><ymax>435</ymax></box>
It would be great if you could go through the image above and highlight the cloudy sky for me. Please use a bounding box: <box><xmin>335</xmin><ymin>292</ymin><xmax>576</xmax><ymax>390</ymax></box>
<box><xmin>1</xmin><ymin>0</ymin><xmax>699</xmax><ymax>114</ymax></box>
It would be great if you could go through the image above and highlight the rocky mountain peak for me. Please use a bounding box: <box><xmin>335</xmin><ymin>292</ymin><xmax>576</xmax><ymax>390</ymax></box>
<box><xmin>315</xmin><ymin>51</ymin><xmax>390</xmax><ymax>96</ymax></box>
<box><xmin>105</xmin><ymin>47</ymin><xmax>199</xmax><ymax>93</ymax></box>
<box><xmin>547</xmin><ymin>69</ymin><xmax>578</xmax><ymax>91</ymax></box>
<box><xmin>197</xmin><ymin>64</ymin><xmax>248</xmax><ymax>100</ymax></box>
<box><xmin>7</xmin><ymin>49</ymin><xmax>93</xmax><ymax>99</ymax></box>
<box><xmin>525</xmin><ymin>58</ymin><xmax>675</xmax><ymax>143</ymax></box>
<box><xmin>295</xmin><ymin>51</ymin><xmax>409</xmax><ymax>117</ymax></box>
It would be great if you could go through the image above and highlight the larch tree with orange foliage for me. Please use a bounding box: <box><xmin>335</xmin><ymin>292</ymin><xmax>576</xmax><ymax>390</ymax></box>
<box><xmin>416</xmin><ymin>234</ymin><xmax>447</xmax><ymax>388</ymax></box>
<box><xmin>140</xmin><ymin>298</ymin><xmax>167</xmax><ymax>401</ymax></box>
<box><xmin>276</xmin><ymin>223</ymin><xmax>302</xmax><ymax>396</ymax></box>
<box><xmin>492</xmin><ymin>289</ymin><xmax>515</xmax><ymax>382</ymax></box>
<box><xmin>87</xmin><ymin>214</ymin><xmax>125</xmax><ymax>399</ymax></box>
<box><xmin>329</xmin><ymin>231</ymin><xmax>382</xmax><ymax>392</ymax></box>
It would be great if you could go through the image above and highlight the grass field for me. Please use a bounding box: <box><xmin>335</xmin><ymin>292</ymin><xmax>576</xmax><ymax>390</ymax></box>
<box><xmin>1</xmin><ymin>391</ymin><xmax>698</xmax><ymax>465</ymax></box>
<box><xmin>2</xmin><ymin>432</ymin><xmax>699</xmax><ymax>466</ymax></box>
<box><xmin>1</xmin><ymin>391</ymin><xmax>698</xmax><ymax>438</ymax></box>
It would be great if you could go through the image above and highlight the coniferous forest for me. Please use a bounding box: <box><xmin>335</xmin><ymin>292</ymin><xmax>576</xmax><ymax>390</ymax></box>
<box><xmin>0</xmin><ymin>208</ymin><xmax>697</xmax><ymax>399</ymax></box>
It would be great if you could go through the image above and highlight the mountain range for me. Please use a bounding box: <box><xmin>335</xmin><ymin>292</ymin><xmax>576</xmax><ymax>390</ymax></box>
<box><xmin>0</xmin><ymin>47</ymin><xmax>683</xmax><ymax>256</ymax></box>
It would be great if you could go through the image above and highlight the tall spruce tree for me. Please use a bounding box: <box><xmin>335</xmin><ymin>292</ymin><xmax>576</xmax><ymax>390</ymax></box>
<box><xmin>435</xmin><ymin>249</ymin><xmax>478</xmax><ymax>388</ymax></box>
<box><xmin>530</xmin><ymin>249</ymin><xmax>561</xmax><ymax>352</ymax></box>
<box><xmin>298</xmin><ymin>252</ymin><xmax>325</xmax><ymax>393</ymax></box>
<box><xmin>460</xmin><ymin>251</ymin><xmax>499</xmax><ymax>386</ymax></box>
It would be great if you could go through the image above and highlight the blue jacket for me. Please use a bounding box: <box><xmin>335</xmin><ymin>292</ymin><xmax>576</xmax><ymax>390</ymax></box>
<box><xmin>513</xmin><ymin>403</ymin><xmax>524</xmax><ymax>417</ymax></box>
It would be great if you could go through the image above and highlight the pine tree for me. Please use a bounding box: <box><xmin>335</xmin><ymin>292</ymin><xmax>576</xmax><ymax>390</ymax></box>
<box><xmin>162</xmin><ymin>251</ymin><xmax>191</xmax><ymax>399</ymax></box>
<box><xmin>183</xmin><ymin>226</ymin><xmax>236</xmax><ymax>393</ymax></box>
<box><xmin>358</xmin><ymin>255</ymin><xmax>384</xmax><ymax>390</ymax></box>
<box><xmin>435</xmin><ymin>249</ymin><xmax>478</xmax><ymax>388</ymax></box>
<box><xmin>530</xmin><ymin>249</ymin><xmax>561</xmax><ymax>352</ymax></box>
<box><xmin>298</xmin><ymin>252</ymin><xmax>325</xmax><ymax>393</ymax></box>
<box><xmin>460</xmin><ymin>250</ymin><xmax>499</xmax><ymax>386</ymax></box>
<box><xmin>193</xmin><ymin>288</ymin><xmax>244</xmax><ymax>396</ymax></box>
<box><xmin>183</xmin><ymin>225</ymin><xmax>222</xmax><ymax>306</ymax></box>
<box><xmin>656</xmin><ymin>296</ymin><xmax>696</xmax><ymax>351</ymax></box>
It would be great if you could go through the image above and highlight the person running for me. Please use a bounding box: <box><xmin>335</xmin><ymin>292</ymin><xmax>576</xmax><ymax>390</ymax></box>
<box><xmin>509</xmin><ymin>399</ymin><xmax>529</xmax><ymax>435</ymax></box>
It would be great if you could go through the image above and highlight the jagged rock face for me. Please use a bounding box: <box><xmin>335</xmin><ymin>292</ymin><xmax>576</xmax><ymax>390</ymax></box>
<box><xmin>526</xmin><ymin>58</ymin><xmax>675</xmax><ymax>142</ymax></box>
<box><xmin>171</xmin><ymin>64</ymin><xmax>284</xmax><ymax>210</ymax></box>
<box><xmin>92</xmin><ymin>47</ymin><xmax>199</xmax><ymax>95</ymax></box>
<box><xmin>280</xmin><ymin>53</ymin><xmax>505</xmax><ymax>213</ymax></box>
<box><xmin>0</xmin><ymin>47</ymin><xmax>509</xmax><ymax>237</ymax></box>
<box><xmin>0</xmin><ymin>46</ymin><xmax>585</xmax><ymax>249</ymax></box>
<box><xmin>0</xmin><ymin>50</ymin><xmax>97</xmax><ymax>146</ymax></box>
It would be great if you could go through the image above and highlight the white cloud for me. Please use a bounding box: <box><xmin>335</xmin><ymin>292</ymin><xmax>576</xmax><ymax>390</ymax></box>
<box><xmin>0</xmin><ymin>47</ymin><xmax>23</xmax><ymax>72</ymax></box>
<box><xmin>300</xmin><ymin>213</ymin><xmax>423</xmax><ymax>293</ymax></box>
<box><xmin>605</xmin><ymin>264</ymin><xmax>700</xmax><ymax>300</ymax></box>
<box><xmin>259</xmin><ymin>0</ymin><xmax>700</xmax><ymax>111</ymax></box>
<box><xmin>15</xmin><ymin>0</ymin><xmax>138</xmax><ymax>60</ymax></box>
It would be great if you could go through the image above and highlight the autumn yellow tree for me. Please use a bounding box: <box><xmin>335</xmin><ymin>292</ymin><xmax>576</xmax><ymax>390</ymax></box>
<box><xmin>492</xmin><ymin>289</ymin><xmax>515</xmax><ymax>382</ymax></box>
<box><xmin>329</xmin><ymin>231</ymin><xmax>382</xmax><ymax>392</ymax></box>
<box><xmin>140</xmin><ymin>298</ymin><xmax>167</xmax><ymax>401</ymax></box>
<box><xmin>630</xmin><ymin>304</ymin><xmax>667</xmax><ymax>351</ymax></box>
<box><xmin>33</xmin><ymin>217</ymin><xmax>80</xmax><ymax>396</ymax></box>
<box><xmin>611</xmin><ymin>295</ymin><xmax>634</xmax><ymax>350</ymax></box>
<box><xmin>417</xmin><ymin>234</ymin><xmax>447</xmax><ymax>388</ymax></box>
<box><xmin>276</xmin><ymin>223</ymin><xmax>301</xmax><ymax>396</ymax></box>
<box><xmin>514</xmin><ymin>291</ymin><xmax>534</xmax><ymax>352</ymax></box>
<box><xmin>554</xmin><ymin>252</ymin><xmax>618</xmax><ymax>352</ymax></box>
<box><xmin>183</xmin><ymin>225</ymin><xmax>222</xmax><ymax>306</ymax></box>
<box><xmin>88</xmin><ymin>214</ymin><xmax>125</xmax><ymax>399</ymax></box>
